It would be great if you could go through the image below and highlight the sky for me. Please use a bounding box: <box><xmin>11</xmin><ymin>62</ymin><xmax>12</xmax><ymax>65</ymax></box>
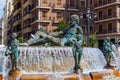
<box><xmin>0</xmin><ymin>0</ymin><xmax>6</xmax><ymax>18</ymax></box>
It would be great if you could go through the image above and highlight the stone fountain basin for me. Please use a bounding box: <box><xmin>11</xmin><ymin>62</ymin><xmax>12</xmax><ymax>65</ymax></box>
<box><xmin>0</xmin><ymin>47</ymin><xmax>119</xmax><ymax>80</ymax></box>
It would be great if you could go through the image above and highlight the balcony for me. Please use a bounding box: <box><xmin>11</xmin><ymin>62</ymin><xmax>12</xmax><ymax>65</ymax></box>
<box><xmin>13</xmin><ymin>14</ymin><xmax>21</xmax><ymax>22</ymax></box>
<box><xmin>94</xmin><ymin>0</ymin><xmax>117</xmax><ymax>9</ymax></box>
<box><xmin>13</xmin><ymin>25</ymin><xmax>22</xmax><ymax>33</ymax></box>
<box><xmin>23</xmin><ymin>19</ymin><xmax>31</xmax><ymax>29</ymax></box>
<box><xmin>52</xmin><ymin>18</ymin><xmax>62</xmax><ymax>23</ymax></box>
<box><xmin>30</xmin><ymin>17</ymin><xmax>51</xmax><ymax>25</ymax></box>
<box><xmin>13</xmin><ymin>8</ymin><xmax>21</xmax><ymax>17</ymax></box>
<box><xmin>13</xmin><ymin>0</ymin><xmax>21</xmax><ymax>5</ymax></box>
<box><xmin>96</xmin><ymin>11</ymin><xmax>117</xmax><ymax>23</ymax></box>
<box><xmin>53</xmin><ymin>4</ymin><xmax>65</xmax><ymax>11</ymax></box>
<box><xmin>13</xmin><ymin>2</ymin><xmax>21</xmax><ymax>11</ymax></box>
<box><xmin>31</xmin><ymin>3</ymin><xmax>51</xmax><ymax>12</ymax></box>
<box><xmin>67</xmin><ymin>4</ymin><xmax>79</xmax><ymax>11</ymax></box>
<box><xmin>22</xmin><ymin>14</ymin><xmax>31</xmax><ymax>21</ymax></box>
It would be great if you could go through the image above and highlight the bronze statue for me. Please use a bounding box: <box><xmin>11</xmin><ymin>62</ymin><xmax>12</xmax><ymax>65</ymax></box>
<box><xmin>103</xmin><ymin>37</ymin><xmax>113</xmax><ymax>67</ymax></box>
<box><xmin>27</xmin><ymin>15</ymin><xmax>83</xmax><ymax>73</ymax></box>
<box><xmin>5</xmin><ymin>33</ymin><xmax>19</xmax><ymax>70</ymax></box>
<box><xmin>71</xmin><ymin>16</ymin><xmax>83</xmax><ymax>73</ymax></box>
<box><xmin>27</xmin><ymin>15</ymin><xmax>83</xmax><ymax>47</ymax></box>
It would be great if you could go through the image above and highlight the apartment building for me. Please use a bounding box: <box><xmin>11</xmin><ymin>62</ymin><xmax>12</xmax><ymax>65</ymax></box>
<box><xmin>8</xmin><ymin>0</ymin><xmax>94</xmax><ymax>42</ymax></box>
<box><xmin>94</xmin><ymin>0</ymin><xmax>120</xmax><ymax>46</ymax></box>
<box><xmin>2</xmin><ymin>0</ymin><xmax>14</xmax><ymax>45</ymax></box>
<box><xmin>0</xmin><ymin>18</ymin><xmax>3</xmax><ymax>44</ymax></box>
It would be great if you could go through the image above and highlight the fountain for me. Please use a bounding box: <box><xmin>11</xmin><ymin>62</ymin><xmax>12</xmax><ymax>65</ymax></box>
<box><xmin>0</xmin><ymin>15</ymin><xmax>120</xmax><ymax>80</ymax></box>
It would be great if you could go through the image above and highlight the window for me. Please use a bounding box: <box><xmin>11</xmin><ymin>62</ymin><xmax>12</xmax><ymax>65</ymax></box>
<box><xmin>83</xmin><ymin>14</ymin><xmax>86</xmax><ymax>19</ymax></box>
<box><xmin>23</xmin><ymin>5</ymin><xmax>30</xmax><ymax>16</ymax></box>
<box><xmin>108</xmin><ymin>0</ymin><xmax>112</xmax><ymax>3</ymax></box>
<box><xmin>42</xmin><ymin>11</ymin><xmax>48</xmax><ymax>20</ymax></box>
<box><xmin>98</xmin><ymin>11</ymin><xmax>103</xmax><ymax>20</ymax></box>
<box><xmin>90</xmin><ymin>0</ymin><xmax>92</xmax><ymax>5</ymax></box>
<box><xmin>108</xmin><ymin>23</ymin><xmax>112</xmax><ymax>33</ymax></box>
<box><xmin>31</xmin><ymin>12</ymin><xmax>38</xmax><ymax>22</ymax></box>
<box><xmin>70</xmin><ymin>0</ymin><xmax>75</xmax><ymax>8</ymax></box>
<box><xmin>90</xmin><ymin>26</ymin><xmax>93</xmax><ymax>33</ymax></box>
<box><xmin>13</xmin><ymin>14</ymin><xmax>21</xmax><ymax>22</ymax></box>
<box><xmin>57</xmin><ymin>0</ymin><xmax>62</xmax><ymax>5</ymax></box>
<box><xmin>23</xmin><ymin>19</ymin><xmax>31</xmax><ymax>29</ymax></box>
<box><xmin>98</xmin><ymin>24</ymin><xmax>103</xmax><ymax>33</ymax></box>
<box><xmin>98</xmin><ymin>0</ymin><xmax>102</xmax><ymax>6</ymax></box>
<box><xmin>81</xmin><ymin>1</ymin><xmax>85</xmax><ymax>6</ymax></box>
<box><xmin>70</xmin><ymin>13</ymin><xmax>74</xmax><ymax>16</ymax></box>
<box><xmin>13</xmin><ymin>25</ymin><xmax>21</xmax><ymax>32</ymax></box>
<box><xmin>108</xmin><ymin>8</ymin><xmax>112</xmax><ymax>17</ymax></box>
<box><xmin>14</xmin><ymin>2</ymin><xmax>21</xmax><ymax>11</ymax></box>
<box><xmin>57</xmin><ymin>12</ymin><xmax>62</xmax><ymax>21</ymax></box>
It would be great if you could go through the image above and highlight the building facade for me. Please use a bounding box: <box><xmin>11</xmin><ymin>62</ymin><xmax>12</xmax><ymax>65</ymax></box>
<box><xmin>94</xmin><ymin>0</ymin><xmax>120</xmax><ymax>46</ymax></box>
<box><xmin>8</xmin><ymin>0</ymin><xmax>94</xmax><ymax>42</ymax></box>
<box><xmin>2</xmin><ymin>0</ymin><xmax>14</xmax><ymax>45</ymax></box>
<box><xmin>0</xmin><ymin>18</ymin><xmax>3</xmax><ymax>44</ymax></box>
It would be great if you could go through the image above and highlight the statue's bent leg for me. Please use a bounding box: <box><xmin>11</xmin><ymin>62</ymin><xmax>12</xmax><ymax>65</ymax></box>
<box><xmin>35</xmin><ymin>31</ymin><xmax>48</xmax><ymax>38</ymax></box>
<box><xmin>47</xmin><ymin>35</ymin><xmax>60</xmax><ymax>44</ymax></box>
<box><xmin>59</xmin><ymin>38</ymin><xmax>67</xmax><ymax>46</ymax></box>
<box><xmin>77</xmin><ymin>48</ymin><xmax>82</xmax><ymax>66</ymax></box>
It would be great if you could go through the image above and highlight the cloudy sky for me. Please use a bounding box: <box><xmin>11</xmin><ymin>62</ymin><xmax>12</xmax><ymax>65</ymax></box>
<box><xmin>0</xmin><ymin>0</ymin><xmax>6</xmax><ymax>18</ymax></box>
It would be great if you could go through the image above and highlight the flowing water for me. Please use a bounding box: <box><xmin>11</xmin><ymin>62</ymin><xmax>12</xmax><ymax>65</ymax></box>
<box><xmin>0</xmin><ymin>47</ymin><xmax>107</xmax><ymax>77</ymax></box>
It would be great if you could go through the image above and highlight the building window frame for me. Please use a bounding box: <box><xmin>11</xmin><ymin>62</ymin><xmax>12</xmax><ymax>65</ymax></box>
<box><xmin>107</xmin><ymin>8</ymin><xmax>112</xmax><ymax>18</ymax></box>
<box><xmin>98</xmin><ymin>24</ymin><xmax>103</xmax><ymax>34</ymax></box>
<box><xmin>108</xmin><ymin>23</ymin><xmax>113</xmax><ymax>33</ymax></box>
<box><xmin>98</xmin><ymin>11</ymin><xmax>103</xmax><ymax>20</ymax></box>
<box><xmin>80</xmin><ymin>0</ymin><xmax>86</xmax><ymax>7</ymax></box>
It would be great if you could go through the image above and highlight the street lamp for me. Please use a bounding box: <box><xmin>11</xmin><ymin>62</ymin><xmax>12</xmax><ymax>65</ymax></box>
<box><xmin>80</xmin><ymin>3</ymin><xmax>97</xmax><ymax>46</ymax></box>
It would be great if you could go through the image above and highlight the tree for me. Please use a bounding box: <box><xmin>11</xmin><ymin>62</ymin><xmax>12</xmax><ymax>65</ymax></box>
<box><xmin>54</xmin><ymin>20</ymin><xmax>69</xmax><ymax>32</ymax></box>
<box><xmin>89</xmin><ymin>31</ymin><xmax>98</xmax><ymax>47</ymax></box>
<box><xmin>17</xmin><ymin>37</ymin><xmax>24</xmax><ymax>43</ymax></box>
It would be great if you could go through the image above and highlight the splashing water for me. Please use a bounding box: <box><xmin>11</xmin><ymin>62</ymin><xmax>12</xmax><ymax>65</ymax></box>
<box><xmin>81</xmin><ymin>48</ymin><xmax>106</xmax><ymax>73</ymax></box>
<box><xmin>78</xmin><ymin>69</ymin><xmax>83</xmax><ymax>80</ymax></box>
<box><xmin>0</xmin><ymin>47</ymin><xmax>107</xmax><ymax>77</ymax></box>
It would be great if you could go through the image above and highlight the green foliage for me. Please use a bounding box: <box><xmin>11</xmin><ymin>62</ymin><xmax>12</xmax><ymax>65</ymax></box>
<box><xmin>82</xmin><ymin>40</ymin><xmax>87</xmax><ymax>47</ymax></box>
<box><xmin>118</xmin><ymin>38</ymin><xmax>120</xmax><ymax>45</ymax></box>
<box><xmin>54</xmin><ymin>20</ymin><xmax>69</xmax><ymax>32</ymax></box>
<box><xmin>17</xmin><ymin>37</ymin><xmax>24</xmax><ymax>43</ymax></box>
<box><xmin>89</xmin><ymin>31</ymin><xmax>98</xmax><ymax>47</ymax></box>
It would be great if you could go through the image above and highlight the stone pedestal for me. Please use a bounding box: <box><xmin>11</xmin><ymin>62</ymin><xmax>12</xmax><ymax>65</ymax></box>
<box><xmin>0</xmin><ymin>74</ymin><xmax>3</xmax><ymax>80</ymax></box>
<box><xmin>9</xmin><ymin>69</ymin><xmax>22</xmax><ymax>77</ymax></box>
<box><xmin>104</xmin><ymin>65</ymin><xmax>114</xmax><ymax>70</ymax></box>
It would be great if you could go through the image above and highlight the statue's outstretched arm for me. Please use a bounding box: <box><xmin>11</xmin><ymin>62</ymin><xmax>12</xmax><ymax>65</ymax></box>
<box><xmin>49</xmin><ymin>31</ymin><xmax>63</xmax><ymax>36</ymax></box>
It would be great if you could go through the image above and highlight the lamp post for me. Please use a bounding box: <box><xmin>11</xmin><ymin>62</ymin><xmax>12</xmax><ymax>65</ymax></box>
<box><xmin>80</xmin><ymin>0</ymin><xmax>97</xmax><ymax>46</ymax></box>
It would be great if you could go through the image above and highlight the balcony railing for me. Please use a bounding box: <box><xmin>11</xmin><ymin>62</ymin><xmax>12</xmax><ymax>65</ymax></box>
<box><xmin>13</xmin><ymin>2</ymin><xmax>21</xmax><ymax>12</ymax></box>
<box><xmin>13</xmin><ymin>14</ymin><xmax>21</xmax><ymax>23</ymax></box>
<box><xmin>13</xmin><ymin>25</ymin><xmax>22</xmax><ymax>32</ymax></box>
<box><xmin>31</xmin><ymin>3</ymin><xmax>38</xmax><ymax>10</ymax></box>
<box><xmin>96</xmin><ymin>13</ymin><xmax>116</xmax><ymax>21</ymax></box>
<box><xmin>31</xmin><ymin>16</ymin><xmax>38</xmax><ymax>22</ymax></box>
<box><xmin>94</xmin><ymin>0</ymin><xmax>116</xmax><ymax>7</ymax></box>
<box><xmin>66</xmin><ymin>4</ymin><xmax>79</xmax><ymax>9</ymax></box>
